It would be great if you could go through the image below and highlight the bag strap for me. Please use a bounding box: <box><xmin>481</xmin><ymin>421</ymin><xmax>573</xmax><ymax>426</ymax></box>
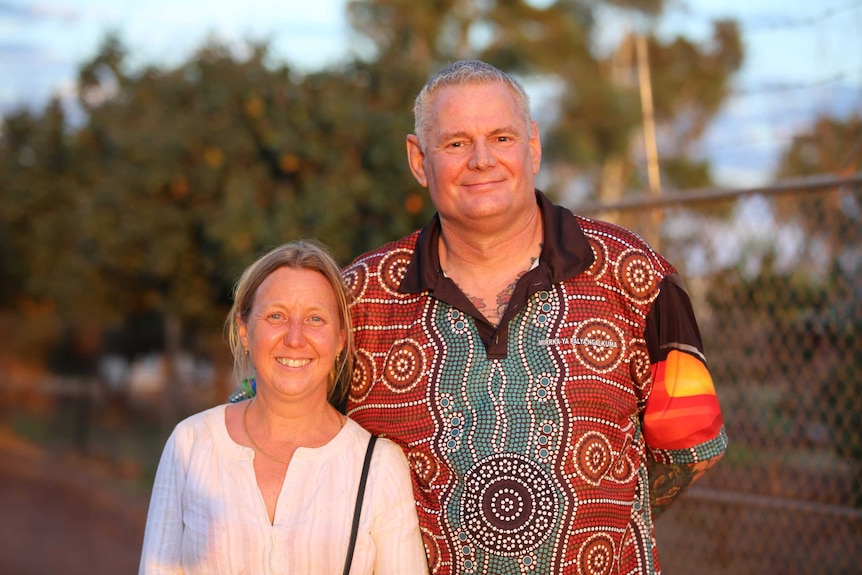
<box><xmin>343</xmin><ymin>434</ymin><xmax>377</xmax><ymax>575</ymax></box>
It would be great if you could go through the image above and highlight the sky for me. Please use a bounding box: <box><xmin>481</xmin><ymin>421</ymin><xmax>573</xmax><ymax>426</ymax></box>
<box><xmin>1</xmin><ymin>0</ymin><xmax>860</xmax><ymax>188</ymax></box>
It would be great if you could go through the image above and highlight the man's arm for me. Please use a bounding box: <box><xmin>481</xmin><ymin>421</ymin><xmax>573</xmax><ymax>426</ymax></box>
<box><xmin>643</xmin><ymin>273</ymin><xmax>727</xmax><ymax>519</ymax></box>
<box><xmin>648</xmin><ymin>454</ymin><xmax>723</xmax><ymax>519</ymax></box>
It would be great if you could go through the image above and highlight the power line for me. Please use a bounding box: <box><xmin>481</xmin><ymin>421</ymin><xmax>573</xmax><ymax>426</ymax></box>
<box><xmin>734</xmin><ymin>70</ymin><xmax>862</xmax><ymax>95</ymax></box>
<box><xmin>734</xmin><ymin>0</ymin><xmax>862</xmax><ymax>31</ymax></box>
<box><xmin>668</xmin><ymin>0</ymin><xmax>862</xmax><ymax>31</ymax></box>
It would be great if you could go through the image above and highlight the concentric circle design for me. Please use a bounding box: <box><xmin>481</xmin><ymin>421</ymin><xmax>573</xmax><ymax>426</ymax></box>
<box><xmin>577</xmin><ymin>533</ymin><xmax>615</xmax><ymax>575</ymax></box>
<box><xmin>449</xmin><ymin>309</ymin><xmax>469</xmax><ymax>333</ymax></box>
<box><xmin>628</xmin><ymin>341</ymin><xmax>651</xmax><ymax>389</ymax></box>
<box><xmin>611</xmin><ymin>453</ymin><xmax>634</xmax><ymax>482</ymax></box>
<box><xmin>378</xmin><ymin>249</ymin><xmax>413</xmax><ymax>296</ymax></box>
<box><xmin>350</xmin><ymin>348</ymin><xmax>376</xmax><ymax>401</ymax></box>
<box><xmin>615</xmin><ymin>250</ymin><xmax>658</xmax><ymax>304</ymax></box>
<box><xmin>421</xmin><ymin>529</ymin><xmax>440</xmax><ymax>573</ymax></box>
<box><xmin>572</xmin><ymin>320</ymin><xmax>624</xmax><ymax>373</ymax></box>
<box><xmin>586</xmin><ymin>236</ymin><xmax>608</xmax><ymax>278</ymax></box>
<box><xmin>382</xmin><ymin>339</ymin><xmax>424</xmax><ymax>392</ymax></box>
<box><xmin>460</xmin><ymin>454</ymin><xmax>557</xmax><ymax>555</ymax></box>
<box><xmin>408</xmin><ymin>450</ymin><xmax>440</xmax><ymax>486</ymax></box>
<box><xmin>342</xmin><ymin>263</ymin><xmax>367</xmax><ymax>299</ymax></box>
<box><xmin>573</xmin><ymin>432</ymin><xmax>613</xmax><ymax>485</ymax></box>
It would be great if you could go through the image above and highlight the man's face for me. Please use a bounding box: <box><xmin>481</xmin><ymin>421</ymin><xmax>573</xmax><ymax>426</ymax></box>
<box><xmin>407</xmin><ymin>82</ymin><xmax>542</xmax><ymax>229</ymax></box>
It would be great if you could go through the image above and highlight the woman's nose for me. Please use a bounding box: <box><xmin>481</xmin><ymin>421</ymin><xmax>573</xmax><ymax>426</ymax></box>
<box><xmin>283</xmin><ymin>319</ymin><xmax>305</xmax><ymax>346</ymax></box>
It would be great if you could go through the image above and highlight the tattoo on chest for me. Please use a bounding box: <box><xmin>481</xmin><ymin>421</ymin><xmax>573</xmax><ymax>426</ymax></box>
<box><xmin>457</xmin><ymin>255</ymin><xmax>538</xmax><ymax>327</ymax></box>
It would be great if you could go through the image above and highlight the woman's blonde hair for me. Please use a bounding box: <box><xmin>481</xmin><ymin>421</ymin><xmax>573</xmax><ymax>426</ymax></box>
<box><xmin>225</xmin><ymin>240</ymin><xmax>354</xmax><ymax>407</ymax></box>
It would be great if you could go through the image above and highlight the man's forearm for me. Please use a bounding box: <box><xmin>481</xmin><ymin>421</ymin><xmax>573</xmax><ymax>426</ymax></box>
<box><xmin>648</xmin><ymin>455</ymin><xmax>722</xmax><ymax>519</ymax></box>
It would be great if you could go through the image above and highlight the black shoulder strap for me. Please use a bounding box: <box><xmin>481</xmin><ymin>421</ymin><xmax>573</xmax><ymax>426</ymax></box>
<box><xmin>342</xmin><ymin>434</ymin><xmax>377</xmax><ymax>575</ymax></box>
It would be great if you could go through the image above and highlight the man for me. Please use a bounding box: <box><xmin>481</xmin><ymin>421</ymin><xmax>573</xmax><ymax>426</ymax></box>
<box><xmin>344</xmin><ymin>60</ymin><xmax>726</xmax><ymax>575</ymax></box>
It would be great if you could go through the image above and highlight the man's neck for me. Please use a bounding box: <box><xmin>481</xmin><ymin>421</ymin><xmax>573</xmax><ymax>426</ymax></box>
<box><xmin>438</xmin><ymin>205</ymin><xmax>542</xmax><ymax>278</ymax></box>
<box><xmin>437</xmin><ymin>206</ymin><xmax>543</xmax><ymax>326</ymax></box>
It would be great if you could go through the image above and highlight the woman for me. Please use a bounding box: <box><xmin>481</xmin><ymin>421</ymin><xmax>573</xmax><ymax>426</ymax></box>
<box><xmin>139</xmin><ymin>240</ymin><xmax>428</xmax><ymax>574</ymax></box>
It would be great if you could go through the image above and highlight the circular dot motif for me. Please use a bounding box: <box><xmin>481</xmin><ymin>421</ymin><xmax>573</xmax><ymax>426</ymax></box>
<box><xmin>461</xmin><ymin>454</ymin><xmax>556</xmax><ymax>555</ymax></box>
<box><xmin>611</xmin><ymin>453</ymin><xmax>634</xmax><ymax>482</ymax></box>
<box><xmin>383</xmin><ymin>339</ymin><xmax>424</xmax><ymax>392</ymax></box>
<box><xmin>378</xmin><ymin>250</ymin><xmax>413</xmax><ymax>296</ymax></box>
<box><xmin>629</xmin><ymin>342</ymin><xmax>651</xmax><ymax>389</ymax></box>
<box><xmin>342</xmin><ymin>263</ymin><xmax>367</xmax><ymax>298</ymax></box>
<box><xmin>422</xmin><ymin>529</ymin><xmax>440</xmax><ymax>573</ymax></box>
<box><xmin>586</xmin><ymin>236</ymin><xmax>608</xmax><ymax>278</ymax></box>
<box><xmin>572</xmin><ymin>320</ymin><xmax>624</xmax><ymax>373</ymax></box>
<box><xmin>408</xmin><ymin>451</ymin><xmax>439</xmax><ymax>485</ymax></box>
<box><xmin>574</xmin><ymin>432</ymin><xmax>613</xmax><ymax>485</ymax></box>
<box><xmin>577</xmin><ymin>533</ymin><xmax>615</xmax><ymax>575</ymax></box>
<box><xmin>615</xmin><ymin>250</ymin><xmax>657</xmax><ymax>304</ymax></box>
<box><xmin>450</xmin><ymin>310</ymin><xmax>469</xmax><ymax>333</ymax></box>
<box><xmin>349</xmin><ymin>349</ymin><xmax>375</xmax><ymax>401</ymax></box>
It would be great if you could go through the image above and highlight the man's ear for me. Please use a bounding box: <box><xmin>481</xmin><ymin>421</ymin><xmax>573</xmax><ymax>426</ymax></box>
<box><xmin>529</xmin><ymin>121</ymin><xmax>542</xmax><ymax>175</ymax></box>
<box><xmin>406</xmin><ymin>134</ymin><xmax>428</xmax><ymax>187</ymax></box>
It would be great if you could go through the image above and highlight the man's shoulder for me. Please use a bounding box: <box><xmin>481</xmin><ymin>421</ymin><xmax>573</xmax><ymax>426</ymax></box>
<box><xmin>571</xmin><ymin>214</ymin><xmax>675</xmax><ymax>276</ymax></box>
<box><xmin>344</xmin><ymin>230</ymin><xmax>421</xmax><ymax>272</ymax></box>
<box><xmin>574</xmin><ymin>214</ymin><xmax>649</xmax><ymax>248</ymax></box>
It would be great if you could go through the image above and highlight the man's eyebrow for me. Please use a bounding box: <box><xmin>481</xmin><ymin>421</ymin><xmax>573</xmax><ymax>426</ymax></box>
<box><xmin>488</xmin><ymin>126</ymin><xmax>519</xmax><ymax>136</ymax></box>
<box><xmin>438</xmin><ymin>130</ymin><xmax>470</xmax><ymax>142</ymax></box>
<box><xmin>437</xmin><ymin>126</ymin><xmax>519</xmax><ymax>142</ymax></box>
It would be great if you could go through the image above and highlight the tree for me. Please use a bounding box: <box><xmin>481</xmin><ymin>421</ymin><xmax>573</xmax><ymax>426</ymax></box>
<box><xmin>1</xmin><ymin>1</ymin><xmax>748</xmax><ymax>399</ymax></box>
<box><xmin>346</xmin><ymin>0</ymin><xmax>744</xmax><ymax>203</ymax></box>
<box><xmin>0</xmin><ymin>33</ymin><xmax>435</xmax><ymax>390</ymax></box>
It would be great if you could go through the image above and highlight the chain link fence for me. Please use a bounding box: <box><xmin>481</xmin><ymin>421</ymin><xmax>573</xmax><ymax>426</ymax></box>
<box><xmin>578</xmin><ymin>173</ymin><xmax>862</xmax><ymax>575</ymax></box>
<box><xmin>2</xmin><ymin>173</ymin><xmax>860</xmax><ymax>574</ymax></box>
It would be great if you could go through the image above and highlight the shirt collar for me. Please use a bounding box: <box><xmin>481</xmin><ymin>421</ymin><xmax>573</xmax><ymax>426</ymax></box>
<box><xmin>399</xmin><ymin>190</ymin><xmax>595</xmax><ymax>294</ymax></box>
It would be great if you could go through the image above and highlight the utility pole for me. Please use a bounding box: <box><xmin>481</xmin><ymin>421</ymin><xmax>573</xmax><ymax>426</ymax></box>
<box><xmin>635</xmin><ymin>33</ymin><xmax>663</xmax><ymax>249</ymax></box>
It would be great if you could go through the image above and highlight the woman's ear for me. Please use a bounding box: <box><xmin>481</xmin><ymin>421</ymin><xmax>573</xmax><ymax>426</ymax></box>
<box><xmin>238</xmin><ymin>312</ymin><xmax>249</xmax><ymax>352</ymax></box>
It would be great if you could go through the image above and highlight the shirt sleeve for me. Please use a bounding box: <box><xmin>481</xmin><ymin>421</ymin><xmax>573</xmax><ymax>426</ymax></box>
<box><xmin>368</xmin><ymin>439</ymin><xmax>430</xmax><ymax>575</ymax></box>
<box><xmin>139</xmin><ymin>426</ymin><xmax>187</xmax><ymax>575</ymax></box>
<box><xmin>643</xmin><ymin>273</ymin><xmax>726</xmax><ymax>461</ymax></box>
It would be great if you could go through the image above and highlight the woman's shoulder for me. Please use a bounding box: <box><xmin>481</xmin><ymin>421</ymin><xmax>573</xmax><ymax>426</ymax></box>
<box><xmin>167</xmin><ymin>404</ymin><xmax>228</xmax><ymax>443</ymax></box>
<box><xmin>343</xmin><ymin>419</ymin><xmax>409</xmax><ymax>467</ymax></box>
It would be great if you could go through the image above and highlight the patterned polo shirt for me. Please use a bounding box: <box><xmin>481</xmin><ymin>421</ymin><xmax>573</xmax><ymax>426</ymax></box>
<box><xmin>344</xmin><ymin>191</ymin><xmax>726</xmax><ymax>575</ymax></box>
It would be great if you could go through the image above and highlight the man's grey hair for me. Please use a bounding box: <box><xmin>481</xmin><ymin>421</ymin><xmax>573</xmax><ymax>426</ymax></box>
<box><xmin>412</xmin><ymin>60</ymin><xmax>533</xmax><ymax>149</ymax></box>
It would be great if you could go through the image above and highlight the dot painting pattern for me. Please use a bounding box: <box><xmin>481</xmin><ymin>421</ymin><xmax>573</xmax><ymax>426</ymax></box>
<box><xmin>346</xmin><ymin>215</ymin><xmax>724</xmax><ymax>575</ymax></box>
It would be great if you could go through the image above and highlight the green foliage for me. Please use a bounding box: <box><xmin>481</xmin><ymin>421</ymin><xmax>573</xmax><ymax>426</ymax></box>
<box><xmin>0</xmin><ymin>35</ymin><xmax>431</xmax><ymax>366</ymax></box>
<box><xmin>0</xmin><ymin>3</ymin><xmax>746</xmax><ymax>367</ymax></box>
<box><xmin>776</xmin><ymin>113</ymin><xmax>862</xmax><ymax>178</ymax></box>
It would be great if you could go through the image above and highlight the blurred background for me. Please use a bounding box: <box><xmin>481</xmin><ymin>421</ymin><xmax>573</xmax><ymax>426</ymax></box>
<box><xmin>1</xmin><ymin>0</ymin><xmax>860</xmax><ymax>573</ymax></box>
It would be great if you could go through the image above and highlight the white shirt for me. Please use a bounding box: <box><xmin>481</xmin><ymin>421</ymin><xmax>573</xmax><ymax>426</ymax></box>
<box><xmin>139</xmin><ymin>405</ymin><xmax>429</xmax><ymax>574</ymax></box>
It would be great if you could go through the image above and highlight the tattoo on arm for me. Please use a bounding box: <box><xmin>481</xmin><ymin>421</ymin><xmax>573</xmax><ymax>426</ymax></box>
<box><xmin>649</xmin><ymin>456</ymin><xmax>721</xmax><ymax>519</ymax></box>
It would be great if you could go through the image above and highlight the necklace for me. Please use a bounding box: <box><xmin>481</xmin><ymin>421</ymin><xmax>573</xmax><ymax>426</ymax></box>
<box><xmin>243</xmin><ymin>400</ymin><xmax>291</xmax><ymax>464</ymax></box>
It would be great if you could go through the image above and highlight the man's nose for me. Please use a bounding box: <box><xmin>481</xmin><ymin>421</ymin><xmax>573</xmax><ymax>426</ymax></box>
<box><xmin>468</xmin><ymin>140</ymin><xmax>495</xmax><ymax>169</ymax></box>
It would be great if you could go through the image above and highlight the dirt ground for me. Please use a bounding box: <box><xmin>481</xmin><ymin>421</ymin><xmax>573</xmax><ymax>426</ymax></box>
<box><xmin>0</xmin><ymin>429</ymin><xmax>149</xmax><ymax>575</ymax></box>
<box><xmin>3</xmin><ymin>427</ymin><xmax>860</xmax><ymax>575</ymax></box>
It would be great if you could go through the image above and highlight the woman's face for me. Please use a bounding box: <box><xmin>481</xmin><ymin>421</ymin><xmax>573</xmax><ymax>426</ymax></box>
<box><xmin>239</xmin><ymin>267</ymin><xmax>345</xmax><ymax>404</ymax></box>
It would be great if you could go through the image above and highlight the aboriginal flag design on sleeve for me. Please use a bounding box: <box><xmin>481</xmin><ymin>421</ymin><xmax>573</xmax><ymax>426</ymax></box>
<box><xmin>643</xmin><ymin>274</ymin><xmax>724</xmax><ymax>452</ymax></box>
<box><xmin>645</xmin><ymin>349</ymin><xmax>723</xmax><ymax>449</ymax></box>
